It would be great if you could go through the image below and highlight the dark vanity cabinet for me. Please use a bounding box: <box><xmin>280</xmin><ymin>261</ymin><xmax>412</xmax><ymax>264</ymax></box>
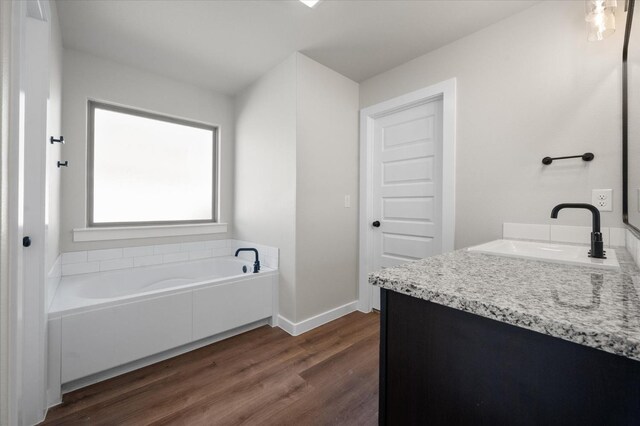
<box><xmin>378</xmin><ymin>289</ymin><xmax>640</xmax><ymax>426</ymax></box>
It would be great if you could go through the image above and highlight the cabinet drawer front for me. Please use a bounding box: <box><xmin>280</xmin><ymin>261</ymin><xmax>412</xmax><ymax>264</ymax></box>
<box><xmin>61</xmin><ymin>292</ymin><xmax>191</xmax><ymax>383</ymax></box>
<box><xmin>193</xmin><ymin>276</ymin><xmax>273</xmax><ymax>341</ymax></box>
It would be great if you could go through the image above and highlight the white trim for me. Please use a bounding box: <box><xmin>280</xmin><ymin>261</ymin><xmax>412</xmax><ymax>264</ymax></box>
<box><xmin>269</xmin><ymin>274</ymin><xmax>280</xmax><ymax>328</ymax></box>
<box><xmin>6</xmin><ymin>1</ymin><xmax>53</xmax><ymax>424</ymax></box>
<box><xmin>358</xmin><ymin>79</ymin><xmax>457</xmax><ymax>313</ymax></box>
<box><xmin>277</xmin><ymin>301</ymin><xmax>358</xmax><ymax>336</ymax></box>
<box><xmin>277</xmin><ymin>315</ymin><xmax>296</xmax><ymax>335</ymax></box>
<box><xmin>6</xmin><ymin>3</ymin><xmax>24</xmax><ymax>423</ymax></box>
<box><xmin>73</xmin><ymin>222</ymin><xmax>228</xmax><ymax>242</ymax></box>
<box><xmin>20</xmin><ymin>6</ymin><xmax>51</xmax><ymax>425</ymax></box>
<box><xmin>0</xmin><ymin>1</ymin><xmax>12</xmax><ymax>423</ymax></box>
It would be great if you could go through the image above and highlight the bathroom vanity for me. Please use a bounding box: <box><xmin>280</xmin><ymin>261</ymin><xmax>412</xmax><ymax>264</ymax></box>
<box><xmin>371</xmin><ymin>246</ymin><xmax>640</xmax><ymax>425</ymax></box>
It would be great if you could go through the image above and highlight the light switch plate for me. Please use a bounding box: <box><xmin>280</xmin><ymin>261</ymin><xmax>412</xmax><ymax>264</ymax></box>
<box><xmin>592</xmin><ymin>189</ymin><xmax>613</xmax><ymax>212</ymax></box>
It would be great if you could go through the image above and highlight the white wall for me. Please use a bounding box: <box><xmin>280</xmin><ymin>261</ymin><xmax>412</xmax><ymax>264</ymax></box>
<box><xmin>61</xmin><ymin>49</ymin><xmax>235</xmax><ymax>252</ymax></box>
<box><xmin>360</xmin><ymin>1</ymin><xmax>625</xmax><ymax>249</ymax></box>
<box><xmin>235</xmin><ymin>55</ymin><xmax>298</xmax><ymax>320</ymax></box>
<box><xmin>46</xmin><ymin>1</ymin><xmax>62</xmax><ymax>274</ymax></box>
<box><xmin>45</xmin><ymin>0</ymin><xmax>64</xmax><ymax>410</ymax></box>
<box><xmin>235</xmin><ymin>53</ymin><xmax>359</xmax><ymax>323</ymax></box>
<box><xmin>295</xmin><ymin>54</ymin><xmax>359</xmax><ymax>320</ymax></box>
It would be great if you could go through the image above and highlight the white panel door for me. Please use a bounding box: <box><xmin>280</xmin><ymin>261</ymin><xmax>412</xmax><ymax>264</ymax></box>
<box><xmin>371</xmin><ymin>99</ymin><xmax>443</xmax><ymax>309</ymax></box>
<box><xmin>17</xmin><ymin>12</ymin><xmax>51</xmax><ymax>424</ymax></box>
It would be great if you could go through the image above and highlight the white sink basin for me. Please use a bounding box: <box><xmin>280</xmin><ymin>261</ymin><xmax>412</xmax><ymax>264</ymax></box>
<box><xmin>467</xmin><ymin>239</ymin><xmax>620</xmax><ymax>270</ymax></box>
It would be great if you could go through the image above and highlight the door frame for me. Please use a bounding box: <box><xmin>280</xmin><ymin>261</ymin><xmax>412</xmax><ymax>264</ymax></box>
<box><xmin>358</xmin><ymin>79</ymin><xmax>456</xmax><ymax>313</ymax></box>
<box><xmin>4</xmin><ymin>1</ymin><xmax>51</xmax><ymax>424</ymax></box>
<box><xmin>0</xmin><ymin>1</ymin><xmax>13</xmax><ymax>423</ymax></box>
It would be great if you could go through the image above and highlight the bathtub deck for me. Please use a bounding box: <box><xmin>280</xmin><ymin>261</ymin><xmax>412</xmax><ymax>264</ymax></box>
<box><xmin>41</xmin><ymin>311</ymin><xmax>379</xmax><ymax>425</ymax></box>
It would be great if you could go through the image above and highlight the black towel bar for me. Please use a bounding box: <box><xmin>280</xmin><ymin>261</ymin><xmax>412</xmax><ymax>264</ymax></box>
<box><xmin>542</xmin><ymin>152</ymin><xmax>594</xmax><ymax>165</ymax></box>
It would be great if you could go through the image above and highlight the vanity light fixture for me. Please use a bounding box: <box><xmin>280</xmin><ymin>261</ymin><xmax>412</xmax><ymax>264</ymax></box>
<box><xmin>585</xmin><ymin>0</ymin><xmax>617</xmax><ymax>41</ymax></box>
<box><xmin>299</xmin><ymin>0</ymin><xmax>322</xmax><ymax>8</ymax></box>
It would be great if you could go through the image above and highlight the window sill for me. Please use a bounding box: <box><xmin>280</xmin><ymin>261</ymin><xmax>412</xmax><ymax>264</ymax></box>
<box><xmin>73</xmin><ymin>223</ymin><xmax>228</xmax><ymax>242</ymax></box>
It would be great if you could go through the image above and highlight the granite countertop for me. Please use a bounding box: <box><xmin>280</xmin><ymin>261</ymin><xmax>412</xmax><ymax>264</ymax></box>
<box><xmin>369</xmin><ymin>245</ymin><xmax>640</xmax><ymax>361</ymax></box>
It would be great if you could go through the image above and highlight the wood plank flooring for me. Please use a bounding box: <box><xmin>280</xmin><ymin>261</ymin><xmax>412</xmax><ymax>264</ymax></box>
<box><xmin>42</xmin><ymin>311</ymin><xmax>379</xmax><ymax>425</ymax></box>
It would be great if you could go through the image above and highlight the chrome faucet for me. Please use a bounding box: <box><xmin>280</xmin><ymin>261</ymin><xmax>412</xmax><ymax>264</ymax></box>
<box><xmin>234</xmin><ymin>248</ymin><xmax>260</xmax><ymax>273</ymax></box>
<box><xmin>550</xmin><ymin>203</ymin><xmax>605</xmax><ymax>259</ymax></box>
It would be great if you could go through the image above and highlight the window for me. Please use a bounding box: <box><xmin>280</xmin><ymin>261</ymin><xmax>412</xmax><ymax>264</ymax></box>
<box><xmin>88</xmin><ymin>102</ymin><xmax>217</xmax><ymax>226</ymax></box>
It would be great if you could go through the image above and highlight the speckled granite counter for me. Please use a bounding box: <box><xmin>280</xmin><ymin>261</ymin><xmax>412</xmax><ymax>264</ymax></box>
<box><xmin>370</xmin><ymin>246</ymin><xmax>640</xmax><ymax>361</ymax></box>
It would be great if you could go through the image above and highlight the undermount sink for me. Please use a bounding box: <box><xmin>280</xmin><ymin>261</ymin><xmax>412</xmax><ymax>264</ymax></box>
<box><xmin>467</xmin><ymin>239</ymin><xmax>620</xmax><ymax>270</ymax></box>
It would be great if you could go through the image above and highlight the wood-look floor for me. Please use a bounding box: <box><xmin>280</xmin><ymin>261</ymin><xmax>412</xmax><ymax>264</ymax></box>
<box><xmin>42</xmin><ymin>311</ymin><xmax>379</xmax><ymax>426</ymax></box>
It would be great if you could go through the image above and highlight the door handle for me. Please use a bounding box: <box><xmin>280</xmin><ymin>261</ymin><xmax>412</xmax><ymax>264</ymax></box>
<box><xmin>23</xmin><ymin>236</ymin><xmax>31</xmax><ymax>247</ymax></box>
<box><xmin>372</xmin><ymin>221</ymin><xmax>381</xmax><ymax>228</ymax></box>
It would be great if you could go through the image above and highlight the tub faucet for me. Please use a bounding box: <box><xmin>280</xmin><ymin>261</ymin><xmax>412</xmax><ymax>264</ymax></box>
<box><xmin>550</xmin><ymin>203</ymin><xmax>605</xmax><ymax>259</ymax></box>
<box><xmin>235</xmin><ymin>248</ymin><xmax>260</xmax><ymax>273</ymax></box>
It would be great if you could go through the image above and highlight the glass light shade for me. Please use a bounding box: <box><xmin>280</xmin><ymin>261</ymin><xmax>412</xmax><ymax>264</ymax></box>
<box><xmin>299</xmin><ymin>0</ymin><xmax>321</xmax><ymax>8</ymax></box>
<box><xmin>585</xmin><ymin>0</ymin><xmax>617</xmax><ymax>41</ymax></box>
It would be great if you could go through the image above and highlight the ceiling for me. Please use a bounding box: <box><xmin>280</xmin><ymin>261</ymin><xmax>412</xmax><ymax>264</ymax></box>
<box><xmin>56</xmin><ymin>0</ymin><xmax>538</xmax><ymax>95</ymax></box>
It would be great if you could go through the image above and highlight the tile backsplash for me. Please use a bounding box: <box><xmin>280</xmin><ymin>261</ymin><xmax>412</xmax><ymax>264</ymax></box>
<box><xmin>47</xmin><ymin>256</ymin><xmax>62</xmax><ymax>310</ymax></box>
<box><xmin>61</xmin><ymin>239</ymin><xmax>279</xmax><ymax>276</ymax></box>
<box><xmin>502</xmin><ymin>223</ymin><xmax>627</xmax><ymax>247</ymax></box>
<box><xmin>626</xmin><ymin>229</ymin><xmax>640</xmax><ymax>269</ymax></box>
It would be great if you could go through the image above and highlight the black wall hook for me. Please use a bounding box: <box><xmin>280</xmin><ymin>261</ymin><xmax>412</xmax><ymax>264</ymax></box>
<box><xmin>50</xmin><ymin>136</ymin><xmax>64</xmax><ymax>144</ymax></box>
<box><xmin>57</xmin><ymin>161</ymin><xmax>68</xmax><ymax>168</ymax></box>
<box><xmin>542</xmin><ymin>152</ymin><xmax>594</xmax><ymax>165</ymax></box>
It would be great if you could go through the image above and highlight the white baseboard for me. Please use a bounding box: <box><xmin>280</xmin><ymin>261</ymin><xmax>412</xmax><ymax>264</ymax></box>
<box><xmin>357</xmin><ymin>300</ymin><xmax>372</xmax><ymax>314</ymax></box>
<box><xmin>278</xmin><ymin>300</ymin><xmax>358</xmax><ymax>336</ymax></box>
<box><xmin>278</xmin><ymin>315</ymin><xmax>296</xmax><ymax>335</ymax></box>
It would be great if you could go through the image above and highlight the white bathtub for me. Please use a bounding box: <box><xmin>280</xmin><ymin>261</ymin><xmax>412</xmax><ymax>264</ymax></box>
<box><xmin>50</xmin><ymin>256</ymin><xmax>271</xmax><ymax>316</ymax></box>
<box><xmin>47</xmin><ymin>256</ymin><xmax>279</xmax><ymax>394</ymax></box>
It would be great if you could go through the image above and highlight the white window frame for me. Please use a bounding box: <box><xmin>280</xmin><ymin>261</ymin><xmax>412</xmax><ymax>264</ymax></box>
<box><xmin>87</xmin><ymin>100</ymin><xmax>219</xmax><ymax>228</ymax></box>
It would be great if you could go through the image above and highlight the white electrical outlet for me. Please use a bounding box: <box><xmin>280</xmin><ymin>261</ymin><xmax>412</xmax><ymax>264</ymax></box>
<box><xmin>344</xmin><ymin>195</ymin><xmax>351</xmax><ymax>208</ymax></box>
<box><xmin>591</xmin><ymin>189</ymin><xmax>613</xmax><ymax>212</ymax></box>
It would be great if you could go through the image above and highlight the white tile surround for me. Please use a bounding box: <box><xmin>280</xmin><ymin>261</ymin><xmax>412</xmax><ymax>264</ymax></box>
<box><xmin>46</xmin><ymin>256</ymin><xmax>62</xmax><ymax>310</ymax></box>
<box><xmin>61</xmin><ymin>239</ymin><xmax>279</xmax><ymax>276</ymax></box>
<box><xmin>626</xmin><ymin>229</ymin><xmax>640</xmax><ymax>269</ymax></box>
<box><xmin>503</xmin><ymin>222</ymin><xmax>640</xmax><ymax>269</ymax></box>
<box><xmin>503</xmin><ymin>223</ymin><xmax>627</xmax><ymax>247</ymax></box>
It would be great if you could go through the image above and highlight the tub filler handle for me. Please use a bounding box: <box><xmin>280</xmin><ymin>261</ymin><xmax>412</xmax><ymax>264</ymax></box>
<box><xmin>234</xmin><ymin>248</ymin><xmax>260</xmax><ymax>273</ymax></box>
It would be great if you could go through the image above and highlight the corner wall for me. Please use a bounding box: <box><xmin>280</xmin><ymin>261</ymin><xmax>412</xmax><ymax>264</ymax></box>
<box><xmin>360</xmin><ymin>0</ymin><xmax>625</xmax><ymax>249</ymax></box>
<box><xmin>45</xmin><ymin>0</ymin><xmax>62</xmax><ymax>280</ymax></box>
<box><xmin>234</xmin><ymin>55</ymin><xmax>298</xmax><ymax>320</ymax></box>
<box><xmin>60</xmin><ymin>49</ymin><xmax>235</xmax><ymax>252</ymax></box>
<box><xmin>234</xmin><ymin>53</ymin><xmax>359</xmax><ymax>323</ymax></box>
<box><xmin>295</xmin><ymin>54</ymin><xmax>359</xmax><ymax>321</ymax></box>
